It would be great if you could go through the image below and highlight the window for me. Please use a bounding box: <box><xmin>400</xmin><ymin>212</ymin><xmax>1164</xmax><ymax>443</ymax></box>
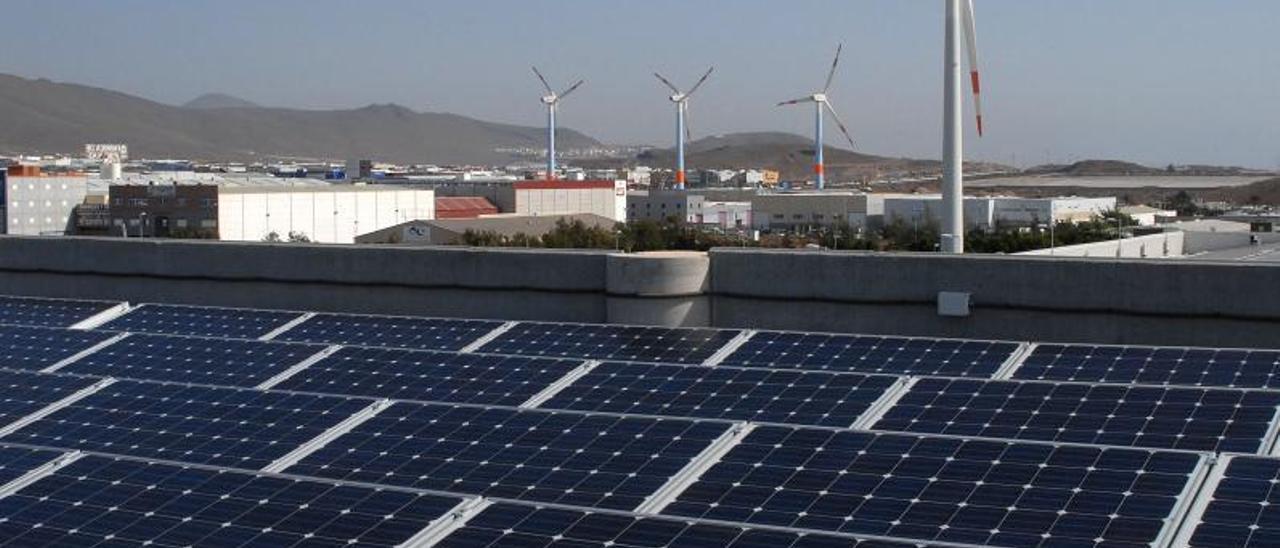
<box><xmin>175</xmin><ymin>219</ymin><xmax>189</xmax><ymax>228</ymax></box>
<box><xmin>200</xmin><ymin>219</ymin><xmax>217</xmax><ymax>228</ymax></box>
<box><xmin>112</xmin><ymin>219</ymin><xmax>123</xmax><ymax>226</ymax></box>
<box><xmin>772</xmin><ymin>214</ymin><xmax>784</xmax><ymax>220</ymax></box>
<box><xmin>127</xmin><ymin>219</ymin><xmax>140</xmax><ymax>227</ymax></box>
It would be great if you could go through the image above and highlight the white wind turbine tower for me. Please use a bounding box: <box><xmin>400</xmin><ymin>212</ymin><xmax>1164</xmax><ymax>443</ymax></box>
<box><xmin>777</xmin><ymin>44</ymin><xmax>858</xmax><ymax>191</ymax></box>
<box><xmin>942</xmin><ymin>0</ymin><xmax>985</xmax><ymax>253</ymax></box>
<box><xmin>532</xmin><ymin>67</ymin><xmax>584</xmax><ymax>181</ymax></box>
<box><xmin>654</xmin><ymin>67</ymin><xmax>714</xmax><ymax>190</ymax></box>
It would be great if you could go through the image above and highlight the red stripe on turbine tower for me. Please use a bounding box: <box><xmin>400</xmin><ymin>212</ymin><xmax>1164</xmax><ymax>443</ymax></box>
<box><xmin>675</xmin><ymin>171</ymin><xmax>686</xmax><ymax>184</ymax></box>
<box><xmin>970</xmin><ymin>71</ymin><xmax>981</xmax><ymax>94</ymax></box>
<box><xmin>814</xmin><ymin>164</ymin><xmax>824</xmax><ymax>175</ymax></box>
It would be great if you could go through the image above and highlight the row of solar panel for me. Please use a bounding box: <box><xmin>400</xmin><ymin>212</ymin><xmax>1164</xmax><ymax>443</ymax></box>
<box><xmin>8</xmin><ymin>296</ymin><xmax>1280</xmax><ymax>392</ymax></box>
<box><xmin>0</xmin><ymin>446</ymin><xmax>925</xmax><ymax>548</ymax></box>
<box><xmin>0</xmin><ymin>416</ymin><xmax>1266</xmax><ymax>548</ymax></box>
<box><xmin>5</xmin><ymin>323</ymin><xmax>1280</xmax><ymax>456</ymax></box>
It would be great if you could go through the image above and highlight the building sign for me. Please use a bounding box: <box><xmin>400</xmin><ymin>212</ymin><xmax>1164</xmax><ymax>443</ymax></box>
<box><xmin>85</xmin><ymin>144</ymin><xmax>129</xmax><ymax>162</ymax></box>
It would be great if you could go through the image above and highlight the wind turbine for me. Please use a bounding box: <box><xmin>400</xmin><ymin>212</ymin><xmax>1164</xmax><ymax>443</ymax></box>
<box><xmin>942</xmin><ymin>0</ymin><xmax>985</xmax><ymax>253</ymax></box>
<box><xmin>777</xmin><ymin>44</ymin><xmax>857</xmax><ymax>191</ymax></box>
<box><xmin>654</xmin><ymin>67</ymin><xmax>714</xmax><ymax>190</ymax></box>
<box><xmin>532</xmin><ymin>67</ymin><xmax>584</xmax><ymax>181</ymax></box>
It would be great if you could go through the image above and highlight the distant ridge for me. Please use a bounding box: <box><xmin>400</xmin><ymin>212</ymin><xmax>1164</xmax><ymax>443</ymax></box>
<box><xmin>0</xmin><ymin>74</ymin><xmax>600</xmax><ymax>164</ymax></box>
<box><xmin>182</xmin><ymin>93</ymin><xmax>261</xmax><ymax>109</ymax></box>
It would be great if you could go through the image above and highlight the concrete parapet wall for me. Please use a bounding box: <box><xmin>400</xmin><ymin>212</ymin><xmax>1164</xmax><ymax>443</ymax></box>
<box><xmin>1017</xmin><ymin>232</ymin><xmax>1184</xmax><ymax>258</ymax></box>
<box><xmin>1</xmin><ymin>236</ymin><xmax>1277</xmax><ymax>348</ymax></box>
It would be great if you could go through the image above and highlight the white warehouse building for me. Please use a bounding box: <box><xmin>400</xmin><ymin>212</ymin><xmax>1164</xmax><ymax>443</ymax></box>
<box><xmin>884</xmin><ymin>195</ymin><xmax>1119</xmax><ymax>231</ymax></box>
<box><xmin>218</xmin><ymin>185</ymin><xmax>435</xmax><ymax>244</ymax></box>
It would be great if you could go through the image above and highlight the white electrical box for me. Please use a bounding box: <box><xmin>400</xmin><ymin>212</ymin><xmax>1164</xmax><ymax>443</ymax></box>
<box><xmin>938</xmin><ymin>291</ymin><xmax>971</xmax><ymax>317</ymax></box>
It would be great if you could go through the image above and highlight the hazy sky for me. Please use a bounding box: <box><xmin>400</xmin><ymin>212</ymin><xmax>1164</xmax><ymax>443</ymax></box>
<box><xmin>1</xmin><ymin>0</ymin><xmax>1277</xmax><ymax>168</ymax></box>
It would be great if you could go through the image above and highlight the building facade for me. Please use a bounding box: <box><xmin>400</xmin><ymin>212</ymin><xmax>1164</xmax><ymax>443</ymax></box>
<box><xmin>1</xmin><ymin>166</ymin><xmax>89</xmax><ymax>236</ymax></box>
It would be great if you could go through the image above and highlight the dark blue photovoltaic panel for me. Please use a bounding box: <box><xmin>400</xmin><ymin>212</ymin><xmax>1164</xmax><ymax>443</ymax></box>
<box><xmin>438</xmin><ymin>503</ymin><xmax>930</xmax><ymax>548</ymax></box>
<box><xmin>663</xmin><ymin>427</ymin><xmax>1201</xmax><ymax>548</ymax></box>
<box><xmin>1188</xmin><ymin>456</ymin><xmax>1280</xmax><ymax>547</ymax></box>
<box><xmin>100</xmin><ymin>304</ymin><xmax>303</xmax><ymax>339</ymax></box>
<box><xmin>287</xmin><ymin>402</ymin><xmax>731</xmax><ymax>510</ymax></box>
<box><xmin>0</xmin><ymin>296</ymin><xmax>120</xmax><ymax>328</ymax></box>
<box><xmin>1016</xmin><ymin>344</ymin><xmax>1280</xmax><ymax>390</ymax></box>
<box><xmin>276</xmin><ymin>346</ymin><xmax>583</xmax><ymax>406</ymax></box>
<box><xmin>873</xmin><ymin>378</ymin><xmax>1280</xmax><ymax>453</ymax></box>
<box><xmin>720</xmin><ymin>332</ymin><xmax>1018</xmax><ymax>378</ymax></box>
<box><xmin>4</xmin><ymin>381</ymin><xmax>370</xmax><ymax>469</ymax></box>
<box><xmin>543</xmin><ymin>361</ymin><xmax>897</xmax><ymax>428</ymax></box>
<box><xmin>0</xmin><ymin>370</ymin><xmax>98</xmax><ymax>426</ymax></box>
<box><xmin>478</xmin><ymin>323</ymin><xmax>742</xmax><ymax>365</ymax></box>
<box><xmin>274</xmin><ymin>313</ymin><xmax>504</xmax><ymax>351</ymax></box>
<box><xmin>0</xmin><ymin>446</ymin><xmax>64</xmax><ymax>486</ymax></box>
<box><xmin>0</xmin><ymin>455</ymin><xmax>462</xmax><ymax>547</ymax></box>
<box><xmin>58</xmin><ymin>333</ymin><xmax>324</xmax><ymax>387</ymax></box>
<box><xmin>0</xmin><ymin>325</ymin><xmax>116</xmax><ymax>371</ymax></box>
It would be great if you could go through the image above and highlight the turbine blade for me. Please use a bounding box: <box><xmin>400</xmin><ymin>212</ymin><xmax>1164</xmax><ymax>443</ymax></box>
<box><xmin>558</xmin><ymin>79</ymin><xmax>585</xmax><ymax>100</ymax></box>
<box><xmin>824</xmin><ymin>102</ymin><xmax>857</xmax><ymax>151</ymax></box>
<box><xmin>685</xmin><ymin>67</ymin><xmax>715</xmax><ymax>97</ymax></box>
<box><xmin>962</xmin><ymin>0</ymin><xmax>985</xmax><ymax>136</ymax></box>
<box><xmin>777</xmin><ymin>96</ymin><xmax>814</xmax><ymax>107</ymax></box>
<box><xmin>654</xmin><ymin>72</ymin><xmax>681</xmax><ymax>95</ymax></box>
<box><xmin>532</xmin><ymin>66</ymin><xmax>553</xmax><ymax>94</ymax></box>
<box><xmin>823</xmin><ymin>44</ymin><xmax>843</xmax><ymax>93</ymax></box>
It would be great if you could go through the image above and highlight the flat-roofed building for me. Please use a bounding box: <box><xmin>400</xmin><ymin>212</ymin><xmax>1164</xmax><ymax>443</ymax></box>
<box><xmin>1</xmin><ymin>165</ymin><xmax>88</xmax><ymax>236</ymax></box>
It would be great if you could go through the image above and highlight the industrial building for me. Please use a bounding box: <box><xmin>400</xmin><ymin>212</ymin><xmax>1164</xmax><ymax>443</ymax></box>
<box><xmin>355</xmin><ymin>213</ymin><xmax>617</xmax><ymax>246</ymax></box>
<box><xmin>626</xmin><ymin>190</ymin><xmax>698</xmax><ymax>223</ymax></box>
<box><xmin>749</xmin><ymin>192</ymin><xmax>900</xmax><ymax>232</ymax></box>
<box><xmin>689</xmin><ymin>199</ymin><xmax>752</xmax><ymax>229</ymax></box>
<box><xmin>1</xmin><ymin>165</ymin><xmax>89</xmax><ymax>236</ymax></box>
<box><xmin>106</xmin><ymin>182</ymin><xmax>434</xmax><ymax>244</ymax></box>
<box><xmin>884</xmin><ymin>195</ymin><xmax>1118</xmax><ymax>231</ymax></box>
<box><xmin>431</xmin><ymin>180</ymin><xmax>627</xmax><ymax>221</ymax></box>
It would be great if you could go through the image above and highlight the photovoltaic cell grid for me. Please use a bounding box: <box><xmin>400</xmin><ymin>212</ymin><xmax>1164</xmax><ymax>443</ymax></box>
<box><xmin>873</xmin><ymin>378</ymin><xmax>1280</xmax><ymax>454</ymax></box>
<box><xmin>1186</xmin><ymin>457</ymin><xmax>1280</xmax><ymax>548</ymax></box>
<box><xmin>275</xmin><ymin>313</ymin><xmax>505</xmax><ymax>352</ymax></box>
<box><xmin>720</xmin><ymin>332</ymin><xmax>1019</xmax><ymax>378</ymax></box>
<box><xmin>0</xmin><ymin>454</ymin><xmax>463</xmax><ymax>547</ymax></box>
<box><xmin>0</xmin><ymin>296</ymin><xmax>119</xmax><ymax>328</ymax></box>
<box><xmin>543</xmin><ymin>361</ymin><xmax>898</xmax><ymax>428</ymax></box>
<box><xmin>99</xmin><ymin>304</ymin><xmax>303</xmax><ymax>339</ymax></box>
<box><xmin>276</xmin><ymin>346</ymin><xmax>585</xmax><ymax>406</ymax></box>
<box><xmin>58</xmin><ymin>333</ymin><xmax>325</xmax><ymax>387</ymax></box>
<box><xmin>437</xmin><ymin>503</ymin><xmax>929</xmax><ymax>548</ymax></box>
<box><xmin>0</xmin><ymin>370</ymin><xmax>98</xmax><ymax>426</ymax></box>
<box><xmin>663</xmin><ymin>427</ymin><xmax>1202</xmax><ymax>548</ymax></box>
<box><xmin>1</xmin><ymin>381</ymin><xmax>371</xmax><ymax>469</ymax></box>
<box><xmin>287</xmin><ymin>402</ymin><xmax>730</xmax><ymax>510</ymax></box>
<box><xmin>477</xmin><ymin>323</ymin><xmax>742</xmax><ymax>365</ymax></box>
<box><xmin>1016</xmin><ymin>344</ymin><xmax>1280</xmax><ymax>390</ymax></box>
<box><xmin>0</xmin><ymin>325</ymin><xmax>116</xmax><ymax>372</ymax></box>
<box><xmin>0</xmin><ymin>446</ymin><xmax>65</xmax><ymax>487</ymax></box>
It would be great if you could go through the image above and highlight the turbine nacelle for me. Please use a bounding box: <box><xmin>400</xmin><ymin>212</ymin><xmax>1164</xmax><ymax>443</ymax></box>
<box><xmin>812</xmin><ymin>93</ymin><xmax>828</xmax><ymax>103</ymax></box>
<box><xmin>668</xmin><ymin>94</ymin><xmax>686</xmax><ymax>103</ymax></box>
<box><xmin>540</xmin><ymin>95</ymin><xmax>558</xmax><ymax>105</ymax></box>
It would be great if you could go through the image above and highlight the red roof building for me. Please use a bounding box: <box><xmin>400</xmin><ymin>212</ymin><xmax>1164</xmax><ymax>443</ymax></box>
<box><xmin>435</xmin><ymin>196</ymin><xmax>499</xmax><ymax>219</ymax></box>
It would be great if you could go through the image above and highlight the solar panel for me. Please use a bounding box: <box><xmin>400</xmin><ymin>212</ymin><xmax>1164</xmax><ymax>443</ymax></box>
<box><xmin>0</xmin><ymin>295</ymin><xmax>120</xmax><ymax>328</ymax></box>
<box><xmin>2</xmin><ymin>380</ymin><xmax>371</xmax><ymax>469</ymax></box>
<box><xmin>273</xmin><ymin>312</ymin><xmax>505</xmax><ymax>351</ymax></box>
<box><xmin>872</xmin><ymin>378</ymin><xmax>1280</xmax><ymax>453</ymax></box>
<box><xmin>0</xmin><ymin>325</ymin><xmax>117</xmax><ymax>371</ymax></box>
<box><xmin>274</xmin><ymin>346</ymin><xmax>585</xmax><ymax>406</ymax></box>
<box><xmin>286</xmin><ymin>402</ymin><xmax>732</xmax><ymax>510</ymax></box>
<box><xmin>1183</xmin><ymin>456</ymin><xmax>1280</xmax><ymax>547</ymax></box>
<box><xmin>99</xmin><ymin>304</ymin><xmax>303</xmax><ymax>339</ymax></box>
<box><xmin>720</xmin><ymin>332</ymin><xmax>1019</xmax><ymax>378</ymax></box>
<box><xmin>0</xmin><ymin>370</ymin><xmax>99</xmax><ymax>427</ymax></box>
<box><xmin>0</xmin><ymin>453</ymin><xmax>463</xmax><ymax>547</ymax></box>
<box><xmin>0</xmin><ymin>446</ymin><xmax>66</xmax><ymax>486</ymax></box>
<box><xmin>55</xmin><ymin>333</ymin><xmax>325</xmax><ymax>388</ymax></box>
<box><xmin>438</xmin><ymin>502</ymin><xmax>930</xmax><ymax>548</ymax></box>
<box><xmin>662</xmin><ymin>427</ymin><xmax>1202</xmax><ymax>547</ymax></box>
<box><xmin>542</xmin><ymin>361</ymin><xmax>899</xmax><ymax>428</ymax></box>
<box><xmin>477</xmin><ymin>323</ymin><xmax>742</xmax><ymax>365</ymax></box>
<box><xmin>1015</xmin><ymin>344</ymin><xmax>1280</xmax><ymax>390</ymax></box>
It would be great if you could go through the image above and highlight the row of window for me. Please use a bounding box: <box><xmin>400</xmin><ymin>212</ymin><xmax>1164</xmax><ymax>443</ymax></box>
<box><xmin>9</xmin><ymin>201</ymin><xmax>71</xmax><ymax>209</ymax></box>
<box><xmin>110</xmin><ymin>218</ymin><xmax>217</xmax><ymax>228</ymax></box>
<box><xmin>111</xmin><ymin>198</ymin><xmax>217</xmax><ymax>207</ymax></box>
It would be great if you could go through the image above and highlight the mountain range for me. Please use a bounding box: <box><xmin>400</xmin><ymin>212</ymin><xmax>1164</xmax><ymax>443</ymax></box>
<box><xmin>0</xmin><ymin>74</ymin><xmax>598</xmax><ymax>164</ymax></box>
